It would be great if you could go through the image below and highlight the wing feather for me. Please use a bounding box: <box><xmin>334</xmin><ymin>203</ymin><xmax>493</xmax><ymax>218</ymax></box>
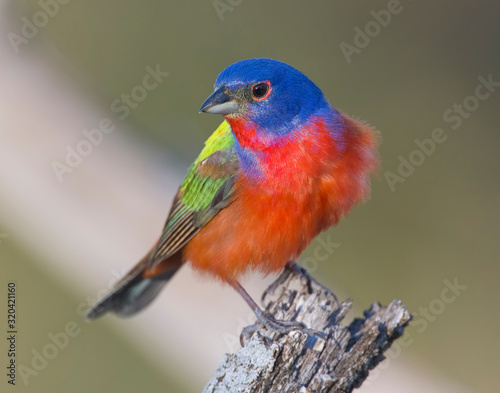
<box><xmin>147</xmin><ymin>121</ymin><xmax>238</xmax><ymax>270</ymax></box>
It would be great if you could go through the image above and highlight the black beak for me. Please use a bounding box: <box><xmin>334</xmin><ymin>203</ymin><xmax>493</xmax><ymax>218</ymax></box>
<box><xmin>199</xmin><ymin>86</ymin><xmax>239</xmax><ymax>114</ymax></box>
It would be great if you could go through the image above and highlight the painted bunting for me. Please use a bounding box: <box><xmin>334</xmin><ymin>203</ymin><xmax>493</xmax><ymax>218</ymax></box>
<box><xmin>86</xmin><ymin>58</ymin><xmax>378</xmax><ymax>335</ymax></box>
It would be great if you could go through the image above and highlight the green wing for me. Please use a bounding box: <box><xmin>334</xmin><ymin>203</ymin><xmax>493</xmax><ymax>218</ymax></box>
<box><xmin>148</xmin><ymin>121</ymin><xmax>238</xmax><ymax>268</ymax></box>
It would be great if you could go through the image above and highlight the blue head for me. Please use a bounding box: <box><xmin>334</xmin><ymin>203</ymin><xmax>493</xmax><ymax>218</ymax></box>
<box><xmin>200</xmin><ymin>58</ymin><xmax>335</xmax><ymax>135</ymax></box>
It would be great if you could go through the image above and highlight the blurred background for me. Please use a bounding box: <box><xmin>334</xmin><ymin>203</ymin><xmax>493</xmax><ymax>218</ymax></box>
<box><xmin>1</xmin><ymin>0</ymin><xmax>499</xmax><ymax>392</ymax></box>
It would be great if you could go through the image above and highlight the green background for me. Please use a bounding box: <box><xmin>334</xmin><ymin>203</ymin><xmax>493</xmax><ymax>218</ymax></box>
<box><xmin>2</xmin><ymin>0</ymin><xmax>499</xmax><ymax>392</ymax></box>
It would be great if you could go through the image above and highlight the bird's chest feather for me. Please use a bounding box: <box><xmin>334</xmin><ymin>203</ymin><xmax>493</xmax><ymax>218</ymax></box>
<box><xmin>184</xmin><ymin>119</ymin><xmax>344</xmax><ymax>280</ymax></box>
<box><xmin>231</xmin><ymin>125</ymin><xmax>340</xmax><ymax>264</ymax></box>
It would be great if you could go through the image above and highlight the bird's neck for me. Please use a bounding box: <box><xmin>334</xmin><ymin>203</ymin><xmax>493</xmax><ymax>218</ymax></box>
<box><xmin>226</xmin><ymin>114</ymin><xmax>343</xmax><ymax>188</ymax></box>
<box><xmin>225</xmin><ymin>115</ymin><xmax>279</xmax><ymax>151</ymax></box>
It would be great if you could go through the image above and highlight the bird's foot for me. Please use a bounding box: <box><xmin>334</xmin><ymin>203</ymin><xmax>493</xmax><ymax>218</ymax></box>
<box><xmin>240</xmin><ymin>310</ymin><xmax>327</xmax><ymax>346</ymax></box>
<box><xmin>231</xmin><ymin>279</ymin><xmax>327</xmax><ymax>346</ymax></box>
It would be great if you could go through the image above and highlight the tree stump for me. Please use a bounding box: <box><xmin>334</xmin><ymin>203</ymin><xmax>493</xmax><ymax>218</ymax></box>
<box><xmin>203</xmin><ymin>265</ymin><xmax>412</xmax><ymax>393</ymax></box>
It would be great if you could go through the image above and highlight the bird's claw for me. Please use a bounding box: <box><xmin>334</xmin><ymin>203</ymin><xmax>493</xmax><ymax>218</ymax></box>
<box><xmin>240</xmin><ymin>311</ymin><xmax>327</xmax><ymax>346</ymax></box>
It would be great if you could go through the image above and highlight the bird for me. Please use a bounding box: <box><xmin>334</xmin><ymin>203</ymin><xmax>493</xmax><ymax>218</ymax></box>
<box><xmin>86</xmin><ymin>58</ymin><xmax>379</xmax><ymax>336</ymax></box>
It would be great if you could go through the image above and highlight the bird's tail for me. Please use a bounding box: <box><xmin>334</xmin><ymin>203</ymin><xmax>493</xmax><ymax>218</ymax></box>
<box><xmin>85</xmin><ymin>250</ymin><xmax>182</xmax><ymax>320</ymax></box>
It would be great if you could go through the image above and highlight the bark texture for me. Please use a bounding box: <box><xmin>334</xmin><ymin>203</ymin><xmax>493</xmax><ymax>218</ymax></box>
<box><xmin>203</xmin><ymin>265</ymin><xmax>412</xmax><ymax>393</ymax></box>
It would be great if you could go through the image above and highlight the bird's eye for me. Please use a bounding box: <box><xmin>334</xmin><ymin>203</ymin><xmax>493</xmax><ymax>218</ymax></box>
<box><xmin>251</xmin><ymin>82</ymin><xmax>271</xmax><ymax>101</ymax></box>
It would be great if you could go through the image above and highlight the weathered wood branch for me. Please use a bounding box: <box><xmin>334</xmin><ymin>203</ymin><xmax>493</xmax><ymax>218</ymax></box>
<box><xmin>203</xmin><ymin>265</ymin><xmax>412</xmax><ymax>393</ymax></box>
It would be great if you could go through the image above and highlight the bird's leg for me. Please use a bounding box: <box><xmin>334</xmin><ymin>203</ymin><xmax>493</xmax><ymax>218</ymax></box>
<box><xmin>230</xmin><ymin>280</ymin><xmax>326</xmax><ymax>345</ymax></box>
<box><xmin>285</xmin><ymin>259</ymin><xmax>296</xmax><ymax>269</ymax></box>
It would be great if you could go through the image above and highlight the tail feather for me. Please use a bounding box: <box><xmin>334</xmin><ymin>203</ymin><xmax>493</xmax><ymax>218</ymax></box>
<box><xmin>85</xmin><ymin>251</ymin><xmax>182</xmax><ymax>320</ymax></box>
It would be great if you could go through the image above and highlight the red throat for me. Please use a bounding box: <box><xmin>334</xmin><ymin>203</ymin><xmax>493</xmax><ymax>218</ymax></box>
<box><xmin>226</xmin><ymin>115</ymin><xmax>343</xmax><ymax>190</ymax></box>
<box><xmin>224</xmin><ymin>115</ymin><xmax>271</xmax><ymax>150</ymax></box>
